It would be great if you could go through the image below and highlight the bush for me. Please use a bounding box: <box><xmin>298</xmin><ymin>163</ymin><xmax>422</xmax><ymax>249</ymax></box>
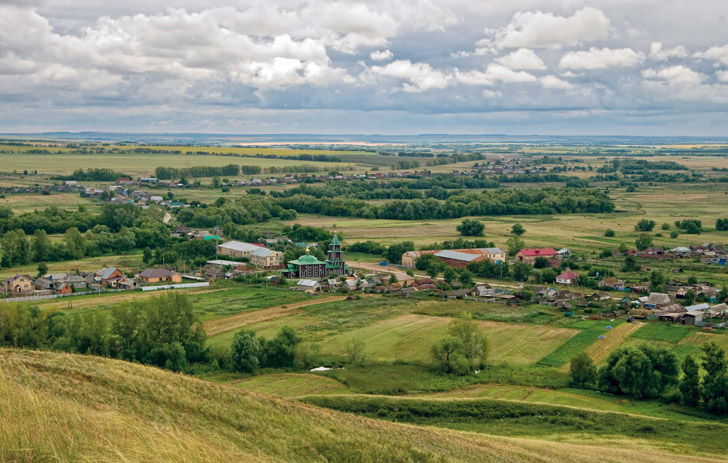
<box><xmin>456</xmin><ymin>219</ymin><xmax>485</xmax><ymax>237</ymax></box>
<box><xmin>635</xmin><ymin>219</ymin><xmax>656</xmax><ymax>232</ymax></box>
<box><xmin>604</xmin><ymin>229</ymin><xmax>615</xmax><ymax>237</ymax></box>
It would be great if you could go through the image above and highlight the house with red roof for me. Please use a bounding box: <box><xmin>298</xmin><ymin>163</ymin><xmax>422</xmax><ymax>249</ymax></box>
<box><xmin>556</xmin><ymin>268</ymin><xmax>580</xmax><ymax>285</ymax></box>
<box><xmin>515</xmin><ymin>248</ymin><xmax>559</xmax><ymax>264</ymax></box>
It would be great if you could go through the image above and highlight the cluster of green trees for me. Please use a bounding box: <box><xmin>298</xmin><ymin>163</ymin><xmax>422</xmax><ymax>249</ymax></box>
<box><xmin>175</xmin><ymin>196</ymin><xmax>297</xmax><ymax>228</ymax></box>
<box><xmin>674</xmin><ymin>219</ymin><xmax>702</xmax><ymax>234</ymax></box>
<box><xmin>228</xmin><ymin>326</ymin><xmax>319</xmax><ymax>373</ymax></box>
<box><xmin>0</xmin><ymin>293</ymin><xmax>207</xmax><ymax>371</ymax></box>
<box><xmin>0</xmin><ymin>204</ymin><xmax>215</xmax><ymax>268</ymax></box>
<box><xmin>155</xmin><ymin>164</ymin><xmax>240</xmax><ymax>179</ymax></box>
<box><xmin>273</xmin><ymin>188</ymin><xmax>614</xmax><ymax>221</ymax></box>
<box><xmin>570</xmin><ymin>342</ymin><xmax>728</xmax><ymax>415</ymax></box>
<box><xmin>50</xmin><ymin>168</ymin><xmax>131</xmax><ymax>181</ymax></box>
<box><xmin>717</xmin><ymin>218</ymin><xmax>728</xmax><ymax>231</ymax></box>
<box><xmin>431</xmin><ymin>314</ymin><xmax>489</xmax><ymax>375</ymax></box>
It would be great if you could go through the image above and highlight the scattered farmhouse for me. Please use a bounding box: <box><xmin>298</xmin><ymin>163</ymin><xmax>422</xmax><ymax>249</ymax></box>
<box><xmin>2</xmin><ymin>275</ymin><xmax>34</xmax><ymax>295</ymax></box>
<box><xmin>137</xmin><ymin>268</ymin><xmax>182</xmax><ymax>284</ymax></box>
<box><xmin>515</xmin><ymin>248</ymin><xmax>559</xmax><ymax>264</ymax></box>
<box><xmin>556</xmin><ymin>268</ymin><xmax>580</xmax><ymax>286</ymax></box>
<box><xmin>249</xmin><ymin>247</ymin><xmax>284</xmax><ymax>269</ymax></box>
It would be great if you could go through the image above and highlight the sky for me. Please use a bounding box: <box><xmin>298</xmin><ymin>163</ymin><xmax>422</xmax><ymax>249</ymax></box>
<box><xmin>2</xmin><ymin>0</ymin><xmax>728</xmax><ymax>136</ymax></box>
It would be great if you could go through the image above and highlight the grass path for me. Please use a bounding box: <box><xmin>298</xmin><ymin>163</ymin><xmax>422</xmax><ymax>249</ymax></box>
<box><xmin>203</xmin><ymin>295</ymin><xmax>347</xmax><ymax>337</ymax></box>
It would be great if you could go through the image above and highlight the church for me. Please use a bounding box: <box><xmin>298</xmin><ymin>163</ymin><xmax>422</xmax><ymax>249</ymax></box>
<box><xmin>283</xmin><ymin>235</ymin><xmax>348</xmax><ymax>279</ymax></box>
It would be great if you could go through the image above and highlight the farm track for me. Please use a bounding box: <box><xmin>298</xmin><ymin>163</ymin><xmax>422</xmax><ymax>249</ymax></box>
<box><xmin>203</xmin><ymin>295</ymin><xmax>347</xmax><ymax>337</ymax></box>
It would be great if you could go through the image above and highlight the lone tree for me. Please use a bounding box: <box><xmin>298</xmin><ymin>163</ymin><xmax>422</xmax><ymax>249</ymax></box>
<box><xmin>570</xmin><ymin>351</ymin><xmax>597</xmax><ymax>388</ymax></box>
<box><xmin>456</xmin><ymin>219</ymin><xmax>484</xmax><ymax>237</ymax></box>
<box><xmin>345</xmin><ymin>338</ymin><xmax>367</xmax><ymax>366</ymax></box>
<box><xmin>506</xmin><ymin>236</ymin><xmax>525</xmax><ymax>256</ymax></box>
<box><xmin>635</xmin><ymin>233</ymin><xmax>653</xmax><ymax>251</ymax></box>
<box><xmin>431</xmin><ymin>337</ymin><xmax>468</xmax><ymax>374</ymax></box>
<box><xmin>230</xmin><ymin>330</ymin><xmax>262</xmax><ymax>373</ymax></box>
<box><xmin>448</xmin><ymin>313</ymin><xmax>489</xmax><ymax>371</ymax></box>
<box><xmin>511</xmin><ymin>223</ymin><xmax>526</xmax><ymax>236</ymax></box>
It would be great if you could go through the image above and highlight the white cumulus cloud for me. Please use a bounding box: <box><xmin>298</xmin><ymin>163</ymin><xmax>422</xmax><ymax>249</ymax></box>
<box><xmin>368</xmin><ymin>60</ymin><xmax>452</xmax><ymax>92</ymax></box>
<box><xmin>488</xmin><ymin>7</ymin><xmax>610</xmax><ymax>50</ymax></box>
<box><xmin>456</xmin><ymin>64</ymin><xmax>537</xmax><ymax>86</ymax></box>
<box><xmin>495</xmin><ymin>48</ymin><xmax>546</xmax><ymax>71</ymax></box>
<box><xmin>649</xmin><ymin>42</ymin><xmax>687</xmax><ymax>61</ymax></box>
<box><xmin>370</xmin><ymin>49</ymin><xmax>393</xmax><ymax>61</ymax></box>
<box><xmin>559</xmin><ymin>47</ymin><xmax>645</xmax><ymax>70</ymax></box>
<box><xmin>539</xmin><ymin>75</ymin><xmax>573</xmax><ymax>89</ymax></box>
<box><xmin>642</xmin><ymin>65</ymin><xmax>704</xmax><ymax>85</ymax></box>
<box><xmin>694</xmin><ymin>44</ymin><xmax>728</xmax><ymax>66</ymax></box>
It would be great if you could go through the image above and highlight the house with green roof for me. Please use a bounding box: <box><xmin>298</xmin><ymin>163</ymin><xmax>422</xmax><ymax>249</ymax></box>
<box><xmin>283</xmin><ymin>234</ymin><xmax>348</xmax><ymax>279</ymax></box>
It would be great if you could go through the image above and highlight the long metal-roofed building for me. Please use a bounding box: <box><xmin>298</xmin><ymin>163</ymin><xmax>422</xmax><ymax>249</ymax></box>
<box><xmin>403</xmin><ymin>247</ymin><xmax>505</xmax><ymax>269</ymax></box>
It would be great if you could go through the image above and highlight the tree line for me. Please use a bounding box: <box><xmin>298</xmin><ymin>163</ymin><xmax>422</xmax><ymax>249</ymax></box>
<box><xmin>155</xmin><ymin>164</ymin><xmax>240</xmax><ymax>179</ymax></box>
<box><xmin>272</xmin><ymin>187</ymin><xmax>614</xmax><ymax>221</ymax></box>
<box><xmin>50</xmin><ymin>168</ymin><xmax>131</xmax><ymax>181</ymax></box>
<box><xmin>0</xmin><ymin>293</ymin><xmax>206</xmax><ymax>372</ymax></box>
<box><xmin>570</xmin><ymin>342</ymin><xmax>728</xmax><ymax>415</ymax></box>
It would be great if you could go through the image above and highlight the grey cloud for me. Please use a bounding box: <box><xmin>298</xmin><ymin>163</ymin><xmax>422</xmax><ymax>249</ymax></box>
<box><xmin>2</xmin><ymin>1</ymin><xmax>728</xmax><ymax>134</ymax></box>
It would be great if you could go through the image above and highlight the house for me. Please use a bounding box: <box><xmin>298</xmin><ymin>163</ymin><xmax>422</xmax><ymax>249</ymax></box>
<box><xmin>599</xmin><ymin>277</ymin><xmax>625</xmax><ymax>291</ymax></box>
<box><xmin>683</xmin><ymin>311</ymin><xmax>704</xmax><ymax>326</ymax></box>
<box><xmin>117</xmin><ymin>277</ymin><xmax>138</xmax><ymax>290</ymax></box>
<box><xmin>137</xmin><ymin>268</ymin><xmax>182</xmax><ymax>284</ymax></box>
<box><xmin>294</xmin><ymin>279</ymin><xmax>320</xmax><ymax>292</ymax></box>
<box><xmin>3</xmin><ymin>274</ymin><xmax>33</xmax><ymax>294</ymax></box>
<box><xmin>35</xmin><ymin>273</ymin><xmax>87</xmax><ymax>292</ymax></box>
<box><xmin>707</xmin><ymin>303</ymin><xmax>728</xmax><ymax>318</ymax></box>
<box><xmin>643</xmin><ymin>292</ymin><xmax>671</xmax><ymax>309</ymax></box>
<box><xmin>515</xmin><ymin>248</ymin><xmax>558</xmax><ymax>264</ymax></box>
<box><xmin>56</xmin><ymin>283</ymin><xmax>72</xmax><ymax>295</ymax></box>
<box><xmin>249</xmin><ymin>247</ymin><xmax>284</xmax><ymax>269</ymax></box>
<box><xmin>96</xmin><ymin>267</ymin><xmax>124</xmax><ymax>286</ymax></box>
<box><xmin>217</xmin><ymin>241</ymin><xmax>264</xmax><ymax>259</ymax></box>
<box><xmin>401</xmin><ymin>250</ymin><xmax>438</xmax><ymax>268</ymax></box>
<box><xmin>556</xmin><ymin>268</ymin><xmax>580</xmax><ymax>285</ymax></box>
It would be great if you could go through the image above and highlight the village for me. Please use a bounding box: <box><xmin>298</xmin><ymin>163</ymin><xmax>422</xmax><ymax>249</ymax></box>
<box><xmin>4</xmin><ymin>229</ymin><xmax>726</xmax><ymax>328</ymax></box>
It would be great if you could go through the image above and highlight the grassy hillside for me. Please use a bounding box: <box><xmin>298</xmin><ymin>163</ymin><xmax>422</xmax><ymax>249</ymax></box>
<box><xmin>0</xmin><ymin>348</ymin><xmax>724</xmax><ymax>463</ymax></box>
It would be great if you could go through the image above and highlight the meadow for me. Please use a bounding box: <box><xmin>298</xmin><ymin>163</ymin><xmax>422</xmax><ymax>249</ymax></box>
<box><xmin>3</xmin><ymin>348</ymin><xmax>719</xmax><ymax>463</ymax></box>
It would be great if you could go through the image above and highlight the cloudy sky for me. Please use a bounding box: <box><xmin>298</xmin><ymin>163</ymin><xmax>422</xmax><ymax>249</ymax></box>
<box><xmin>2</xmin><ymin>0</ymin><xmax>728</xmax><ymax>135</ymax></box>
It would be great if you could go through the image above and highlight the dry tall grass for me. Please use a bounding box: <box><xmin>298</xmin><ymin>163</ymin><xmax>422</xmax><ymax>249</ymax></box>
<box><xmin>0</xmin><ymin>348</ymin><xmax>724</xmax><ymax>463</ymax></box>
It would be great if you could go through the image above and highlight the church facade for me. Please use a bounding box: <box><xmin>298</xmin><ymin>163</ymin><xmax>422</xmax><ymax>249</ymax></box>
<box><xmin>283</xmin><ymin>235</ymin><xmax>348</xmax><ymax>279</ymax></box>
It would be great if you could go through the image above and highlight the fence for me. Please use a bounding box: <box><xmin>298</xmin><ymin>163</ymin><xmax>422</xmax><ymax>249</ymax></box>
<box><xmin>1</xmin><ymin>289</ymin><xmax>126</xmax><ymax>304</ymax></box>
<box><xmin>141</xmin><ymin>282</ymin><xmax>209</xmax><ymax>291</ymax></box>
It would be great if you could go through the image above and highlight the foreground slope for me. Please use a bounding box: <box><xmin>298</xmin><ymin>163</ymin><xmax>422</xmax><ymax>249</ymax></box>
<box><xmin>0</xmin><ymin>349</ymin><xmax>724</xmax><ymax>463</ymax></box>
